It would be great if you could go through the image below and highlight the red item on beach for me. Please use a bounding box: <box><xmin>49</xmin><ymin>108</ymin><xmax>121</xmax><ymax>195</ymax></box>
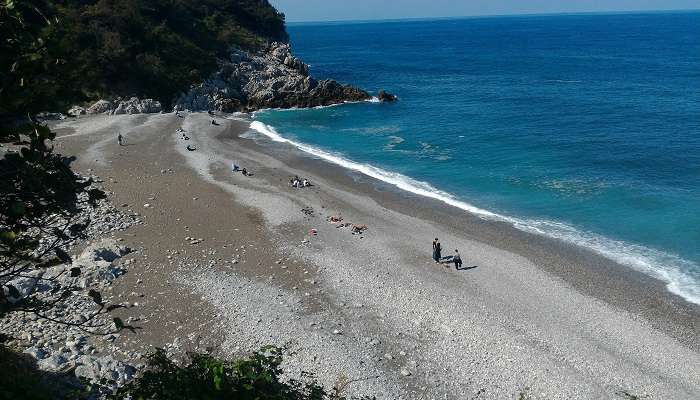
<box><xmin>309</xmin><ymin>229</ymin><xmax>318</xmax><ymax>235</ymax></box>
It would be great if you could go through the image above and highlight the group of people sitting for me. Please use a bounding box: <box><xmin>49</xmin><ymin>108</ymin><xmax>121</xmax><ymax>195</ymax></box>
<box><xmin>432</xmin><ymin>237</ymin><xmax>463</xmax><ymax>269</ymax></box>
<box><xmin>290</xmin><ymin>175</ymin><xmax>311</xmax><ymax>188</ymax></box>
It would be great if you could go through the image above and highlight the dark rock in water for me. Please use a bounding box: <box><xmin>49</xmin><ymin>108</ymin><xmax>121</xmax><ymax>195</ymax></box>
<box><xmin>377</xmin><ymin>90</ymin><xmax>398</xmax><ymax>102</ymax></box>
<box><xmin>176</xmin><ymin>42</ymin><xmax>371</xmax><ymax>112</ymax></box>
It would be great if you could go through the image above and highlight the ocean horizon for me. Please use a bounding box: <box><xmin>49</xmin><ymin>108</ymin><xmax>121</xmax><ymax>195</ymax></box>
<box><xmin>252</xmin><ymin>11</ymin><xmax>700</xmax><ymax>304</ymax></box>
<box><xmin>285</xmin><ymin>8</ymin><xmax>700</xmax><ymax>26</ymax></box>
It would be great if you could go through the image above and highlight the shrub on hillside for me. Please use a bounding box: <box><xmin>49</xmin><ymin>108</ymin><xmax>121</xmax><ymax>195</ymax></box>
<box><xmin>110</xmin><ymin>346</ymin><xmax>374</xmax><ymax>400</ymax></box>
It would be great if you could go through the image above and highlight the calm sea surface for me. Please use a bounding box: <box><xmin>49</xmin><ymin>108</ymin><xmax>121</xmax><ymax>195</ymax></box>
<box><xmin>252</xmin><ymin>12</ymin><xmax>700</xmax><ymax>303</ymax></box>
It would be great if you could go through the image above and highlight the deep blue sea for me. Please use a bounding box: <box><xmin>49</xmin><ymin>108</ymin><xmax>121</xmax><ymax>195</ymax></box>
<box><xmin>252</xmin><ymin>12</ymin><xmax>700</xmax><ymax>304</ymax></box>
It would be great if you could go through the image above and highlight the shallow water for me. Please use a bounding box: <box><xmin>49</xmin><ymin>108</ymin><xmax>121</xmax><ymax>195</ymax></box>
<box><xmin>253</xmin><ymin>11</ymin><xmax>700</xmax><ymax>304</ymax></box>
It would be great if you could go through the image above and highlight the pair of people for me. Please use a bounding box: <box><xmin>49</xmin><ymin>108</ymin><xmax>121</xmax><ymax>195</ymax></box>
<box><xmin>432</xmin><ymin>238</ymin><xmax>462</xmax><ymax>269</ymax></box>
<box><xmin>231</xmin><ymin>163</ymin><xmax>249</xmax><ymax>176</ymax></box>
<box><xmin>290</xmin><ymin>175</ymin><xmax>310</xmax><ymax>188</ymax></box>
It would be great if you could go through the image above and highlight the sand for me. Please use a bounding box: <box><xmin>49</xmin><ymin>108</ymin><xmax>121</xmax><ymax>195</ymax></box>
<box><xmin>51</xmin><ymin>112</ymin><xmax>700</xmax><ymax>399</ymax></box>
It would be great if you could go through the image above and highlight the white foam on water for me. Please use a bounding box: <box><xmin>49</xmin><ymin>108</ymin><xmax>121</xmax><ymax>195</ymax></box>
<box><xmin>249</xmin><ymin>120</ymin><xmax>700</xmax><ymax>305</ymax></box>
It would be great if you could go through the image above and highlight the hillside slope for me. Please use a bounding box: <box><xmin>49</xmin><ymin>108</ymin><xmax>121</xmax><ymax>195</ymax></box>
<box><xmin>2</xmin><ymin>0</ymin><xmax>288</xmax><ymax>114</ymax></box>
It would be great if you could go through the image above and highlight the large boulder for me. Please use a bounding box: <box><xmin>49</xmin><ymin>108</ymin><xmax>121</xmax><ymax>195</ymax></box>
<box><xmin>3</xmin><ymin>272</ymin><xmax>43</xmax><ymax>303</ymax></box>
<box><xmin>112</xmin><ymin>97</ymin><xmax>162</xmax><ymax>115</ymax></box>
<box><xmin>74</xmin><ymin>354</ymin><xmax>136</xmax><ymax>386</ymax></box>
<box><xmin>377</xmin><ymin>89</ymin><xmax>398</xmax><ymax>102</ymax></box>
<box><xmin>87</xmin><ymin>100</ymin><xmax>113</xmax><ymax>114</ymax></box>
<box><xmin>35</xmin><ymin>112</ymin><xmax>65</xmax><ymax>121</ymax></box>
<box><xmin>71</xmin><ymin>239</ymin><xmax>130</xmax><ymax>288</ymax></box>
<box><xmin>67</xmin><ymin>105</ymin><xmax>87</xmax><ymax>117</ymax></box>
<box><xmin>86</xmin><ymin>98</ymin><xmax>162</xmax><ymax>115</ymax></box>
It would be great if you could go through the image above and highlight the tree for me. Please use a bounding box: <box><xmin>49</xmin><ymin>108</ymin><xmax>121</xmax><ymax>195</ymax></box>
<box><xmin>0</xmin><ymin>0</ymin><xmax>118</xmax><ymax>333</ymax></box>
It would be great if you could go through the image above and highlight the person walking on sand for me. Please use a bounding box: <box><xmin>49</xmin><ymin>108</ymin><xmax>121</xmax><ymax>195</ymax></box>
<box><xmin>432</xmin><ymin>238</ymin><xmax>441</xmax><ymax>263</ymax></box>
<box><xmin>117</xmin><ymin>133</ymin><xmax>123</xmax><ymax>146</ymax></box>
<box><xmin>453</xmin><ymin>249</ymin><xmax>462</xmax><ymax>269</ymax></box>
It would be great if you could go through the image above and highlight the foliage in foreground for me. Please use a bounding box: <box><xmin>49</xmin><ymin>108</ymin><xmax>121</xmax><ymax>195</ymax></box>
<box><xmin>0</xmin><ymin>1</ymin><xmax>116</xmax><ymax>329</ymax></box>
<box><xmin>110</xmin><ymin>346</ymin><xmax>374</xmax><ymax>400</ymax></box>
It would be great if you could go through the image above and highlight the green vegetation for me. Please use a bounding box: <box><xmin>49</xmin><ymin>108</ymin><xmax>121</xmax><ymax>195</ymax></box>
<box><xmin>0</xmin><ymin>0</ymin><xmax>108</xmax><ymax>322</ymax></box>
<box><xmin>1</xmin><ymin>0</ymin><xmax>288</xmax><ymax>116</ymax></box>
<box><xmin>110</xmin><ymin>346</ymin><xmax>373</xmax><ymax>400</ymax></box>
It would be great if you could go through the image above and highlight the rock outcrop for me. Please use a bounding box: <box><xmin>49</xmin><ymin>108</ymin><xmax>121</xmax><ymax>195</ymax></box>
<box><xmin>84</xmin><ymin>97</ymin><xmax>162</xmax><ymax>115</ymax></box>
<box><xmin>67</xmin><ymin>105</ymin><xmax>87</xmax><ymax>117</ymax></box>
<box><xmin>111</xmin><ymin>97</ymin><xmax>162</xmax><ymax>115</ymax></box>
<box><xmin>86</xmin><ymin>99</ymin><xmax>113</xmax><ymax>114</ymax></box>
<box><xmin>175</xmin><ymin>42</ymin><xmax>372</xmax><ymax>112</ymax></box>
<box><xmin>377</xmin><ymin>89</ymin><xmax>398</xmax><ymax>102</ymax></box>
<box><xmin>0</xmin><ymin>176</ymin><xmax>142</xmax><ymax>394</ymax></box>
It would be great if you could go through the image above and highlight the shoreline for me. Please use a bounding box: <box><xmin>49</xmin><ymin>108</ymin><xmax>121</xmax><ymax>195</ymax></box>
<box><xmin>247</xmin><ymin>118</ymin><xmax>700</xmax><ymax>308</ymax></box>
<box><xmin>238</xmin><ymin>119</ymin><xmax>700</xmax><ymax>347</ymax></box>
<box><xmin>50</xmin><ymin>112</ymin><xmax>700</xmax><ymax>399</ymax></box>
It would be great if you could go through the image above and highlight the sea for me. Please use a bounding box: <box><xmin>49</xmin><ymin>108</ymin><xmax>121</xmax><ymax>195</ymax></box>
<box><xmin>250</xmin><ymin>11</ymin><xmax>700</xmax><ymax>304</ymax></box>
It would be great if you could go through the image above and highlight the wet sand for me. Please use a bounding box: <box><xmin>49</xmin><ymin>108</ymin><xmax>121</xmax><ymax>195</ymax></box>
<box><xmin>52</xmin><ymin>112</ymin><xmax>700</xmax><ymax>399</ymax></box>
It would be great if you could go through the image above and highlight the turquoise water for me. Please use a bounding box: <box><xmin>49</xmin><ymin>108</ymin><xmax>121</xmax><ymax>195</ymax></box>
<box><xmin>252</xmin><ymin>12</ymin><xmax>700</xmax><ymax>304</ymax></box>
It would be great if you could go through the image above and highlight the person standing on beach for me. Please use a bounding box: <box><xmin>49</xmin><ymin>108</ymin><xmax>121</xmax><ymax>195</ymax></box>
<box><xmin>432</xmin><ymin>238</ymin><xmax>441</xmax><ymax>263</ymax></box>
<box><xmin>453</xmin><ymin>249</ymin><xmax>462</xmax><ymax>269</ymax></box>
<box><xmin>117</xmin><ymin>133</ymin><xmax>123</xmax><ymax>146</ymax></box>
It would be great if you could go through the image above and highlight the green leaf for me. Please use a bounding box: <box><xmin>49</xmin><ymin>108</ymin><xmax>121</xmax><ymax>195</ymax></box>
<box><xmin>0</xmin><ymin>230</ymin><xmax>17</xmax><ymax>243</ymax></box>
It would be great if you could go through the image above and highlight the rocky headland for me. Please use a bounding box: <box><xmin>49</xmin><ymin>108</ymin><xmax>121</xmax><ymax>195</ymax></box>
<box><xmin>174</xmin><ymin>42</ymin><xmax>381</xmax><ymax>112</ymax></box>
<box><xmin>66</xmin><ymin>42</ymin><xmax>395</xmax><ymax>118</ymax></box>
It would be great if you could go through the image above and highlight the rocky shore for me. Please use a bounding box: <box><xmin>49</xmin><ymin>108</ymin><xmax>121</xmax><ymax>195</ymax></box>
<box><xmin>58</xmin><ymin>42</ymin><xmax>394</xmax><ymax>120</ymax></box>
<box><xmin>0</xmin><ymin>174</ymin><xmax>144</xmax><ymax>396</ymax></box>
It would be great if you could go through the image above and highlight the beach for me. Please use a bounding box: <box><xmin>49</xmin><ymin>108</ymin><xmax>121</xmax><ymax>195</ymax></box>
<box><xmin>51</xmin><ymin>112</ymin><xmax>700</xmax><ymax>399</ymax></box>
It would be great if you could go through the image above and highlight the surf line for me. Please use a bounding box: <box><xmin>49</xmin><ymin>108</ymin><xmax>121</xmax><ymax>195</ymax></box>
<box><xmin>248</xmin><ymin>120</ymin><xmax>700</xmax><ymax>305</ymax></box>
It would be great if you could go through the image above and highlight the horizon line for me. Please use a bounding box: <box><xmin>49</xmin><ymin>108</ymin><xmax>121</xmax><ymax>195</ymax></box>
<box><xmin>285</xmin><ymin>8</ymin><xmax>700</xmax><ymax>25</ymax></box>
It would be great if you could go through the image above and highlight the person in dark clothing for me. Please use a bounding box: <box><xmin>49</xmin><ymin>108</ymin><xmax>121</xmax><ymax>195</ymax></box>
<box><xmin>117</xmin><ymin>133</ymin><xmax>123</xmax><ymax>146</ymax></box>
<box><xmin>432</xmin><ymin>238</ymin><xmax>441</xmax><ymax>263</ymax></box>
<box><xmin>453</xmin><ymin>249</ymin><xmax>462</xmax><ymax>269</ymax></box>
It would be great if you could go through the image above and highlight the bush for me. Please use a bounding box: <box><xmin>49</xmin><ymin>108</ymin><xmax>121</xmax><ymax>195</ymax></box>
<box><xmin>110</xmin><ymin>346</ymin><xmax>374</xmax><ymax>400</ymax></box>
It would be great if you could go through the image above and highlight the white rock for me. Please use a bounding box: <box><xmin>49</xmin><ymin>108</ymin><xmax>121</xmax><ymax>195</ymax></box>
<box><xmin>87</xmin><ymin>99</ymin><xmax>113</xmax><ymax>114</ymax></box>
